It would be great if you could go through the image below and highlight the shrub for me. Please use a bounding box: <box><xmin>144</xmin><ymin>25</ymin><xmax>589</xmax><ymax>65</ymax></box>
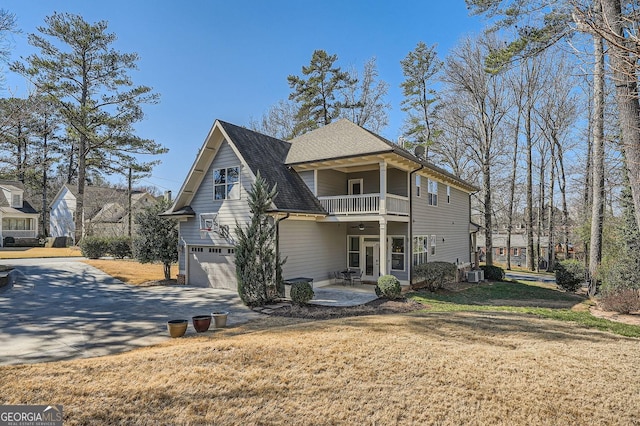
<box><xmin>376</xmin><ymin>274</ymin><xmax>402</xmax><ymax>299</ymax></box>
<box><xmin>109</xmin><ymin>237</ymin><xmax>132</xmax><ymax>259</ymax></box>
<box><xmin>554</xmin><ymin>260</ymin><xmax>585</xmax><ymax>292</ymax></box>
<box><xmin>480</xmin><ymin>264</ymin><xmax>505</xmax><ymax>281</ymax></box>
<box><xmin>80</xmin><ymin>236</ymin><xmax>109</xmax><ymax>259</ymax></box>
<box><xmin>413</xmin><ymin>262</ymin><xmax>457</xmax><ymax>291</ymax></box>
<box><xmin>290</xmin><ymin>281</ymin><xmax>314</xmax><ymax>305</ymax></box>
<box><xmin>599</xmin><ymin>288</ymin><xmax>640</xmax><ymax>314</ymax></box>
<box><xmin>599</xmin><ymin>259</ymin><xmax>640</xmax><ymax>314</ymax></box>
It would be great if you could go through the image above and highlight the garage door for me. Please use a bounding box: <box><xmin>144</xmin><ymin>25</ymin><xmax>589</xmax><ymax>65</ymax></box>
<box><xmin>188</xmin><ymin>246</ymin><xmax>236</xmax><ymax>290</ymax></box>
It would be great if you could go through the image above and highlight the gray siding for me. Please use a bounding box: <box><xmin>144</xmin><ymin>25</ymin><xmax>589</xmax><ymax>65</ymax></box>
<box><xmin>411</xmin><ymin>178</ymin><xmax>471</xmax><ymax>265</ymax></box>
<box><xmin>178</xmin><ymin>140</ymin><xmax>254</xmax><ymax>272</ymax></box>
<box><xmin>317</xmin><ymin>169</ymin><xmax>345</xmax><ymax>196</ymax></box>
<box><xmin>299</xmin><ymin>170</ymin><xmax>315</xmax><ymax>195</ymax></box>
<box><xmin>347</xmin><ymin>170</ymin><xmax>379</xmax><ymax>193</ymax></box>
<box><xmin>279</xmin><ymin>219</ymin><xmax>346</xmax><ymax>285</ymax></box>
<box><xmin>387</xmin><ymin>168</ymin><xmax>408</xmax><ymax>197</ymax></box>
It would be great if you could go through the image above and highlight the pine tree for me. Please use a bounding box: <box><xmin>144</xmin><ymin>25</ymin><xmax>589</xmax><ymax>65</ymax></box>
<box><xmin>235</xmin><ymin>172</ymin><xmax>283</xmax><ymax>306</ymax></box>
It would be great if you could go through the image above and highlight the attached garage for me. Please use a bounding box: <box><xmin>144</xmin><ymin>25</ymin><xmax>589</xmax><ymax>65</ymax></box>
<box><xmin>187</xmin><ymin>246</ymin><xmax>236</xmax><ymax>290</ymax></box>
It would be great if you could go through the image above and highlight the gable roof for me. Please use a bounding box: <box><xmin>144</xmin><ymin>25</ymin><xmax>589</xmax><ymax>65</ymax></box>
<box><xmin>218</xmin><ymin>121</ymin><xmax>325</xmax><ymax>214</ymax></box>
<box><xmin>0</xmin><ymin>180</ymin><xmax>37</xmax><ymax>214</ymax></box>
<box><xmin>286</xmin><ymin>119</ymin><xmax>478</xmax><ymax>193</ymax></box>
<box><xmin>164</xmin><ymin>120</ymin><xmax>325</xmax><ymax>216</ymax></box>
<box><xmin>54</xmin><ymin>183</ymin><xmax>155</xmax><ymax>219</ymax></box>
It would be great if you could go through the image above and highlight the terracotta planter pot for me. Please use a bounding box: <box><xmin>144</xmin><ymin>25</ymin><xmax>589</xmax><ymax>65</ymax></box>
<box><xmin>211</xmin><ymin>311</ymin><xmax>229</xmax><ymax>328</ymax></box>
<box><xmin>192</xmin><ymin>315</ymin><xmax>212</xmax><ymax>333</ymax></box>
<box><xmin>167</xmin><ymin>319</ymin><xmax>188</xmax><ymax>338</ymax></box>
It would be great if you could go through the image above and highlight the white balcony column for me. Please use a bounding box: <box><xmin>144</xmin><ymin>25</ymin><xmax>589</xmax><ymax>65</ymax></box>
<box><xmin>379</xmin><ymin>161</ymin><xmax>387</xmax><ymax>215</ymax></box>
<box><xmin>379</xmin><ymin>216</ymin><xmax>387</xmax><ymax>276</ymax></box>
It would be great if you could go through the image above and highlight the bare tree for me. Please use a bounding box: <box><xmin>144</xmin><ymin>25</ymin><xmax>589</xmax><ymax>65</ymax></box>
<box><xmin>249</xmin><ymin>99</ymin><xmax>299</xmax><ymax>140</ymax></box>
<box><xmin>441</xmin><ymin>34</ymin><xmax>510</xmax><ymax>266</ymax></box>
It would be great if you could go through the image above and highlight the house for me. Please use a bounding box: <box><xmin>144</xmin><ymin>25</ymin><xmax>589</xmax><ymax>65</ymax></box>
<box><xmin>476</xmin><ymin>233</ymin><xmax>550</xmax><ymax>268</ymax></box>
<box><xmin>0</xmin><ymin>180</ymin><xmax>40</xmax><ymax>247</ymax></box>
<box><xmin>49</xmin><ymin>183</ymin><xmax>158</xmax><ymax>241</ymax></box>
<box><xmin>161</xmin><ymin>118</ymin><xmax>479</xmax><ymax>290</ymax></box>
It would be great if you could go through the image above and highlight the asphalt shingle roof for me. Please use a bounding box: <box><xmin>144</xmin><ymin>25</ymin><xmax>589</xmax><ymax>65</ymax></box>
<box><xmin>218</xmin><ymin>121</ymin><xmax>325</xmax><ymax>215</ymax></box>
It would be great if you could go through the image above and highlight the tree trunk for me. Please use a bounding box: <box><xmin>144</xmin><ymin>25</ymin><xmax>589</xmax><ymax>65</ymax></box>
<box><xmin>600</xmin><ymin>0</ymin><xmax>640</xmax><ymax>236</ymax></box>
<box><xmin>547</xmin><ymin>139</ymin><xmax>556</xmax><ymax>271</ymax></box>
<box><xmin>526</xmin><ymin>105</ymin><xmax>535</xmax><ymax>271</ymax></box>
<box><xmin>163</xmin><ymin>262</ymin><xmax>171</xmax><ymax>280</ymax></box>
<box><xmin>506</xmin><ymin>108</ymin><xmax>521</xmax><ymax>271</ymax></box>
<box><xmin>589</xmin><ymin>30</ymin><xmax>605</xmax><ymax>296</ymax></box>
<box><xmin>556</xmin><ymin>144</ymin><xmax>570</xmax><ymax>260</ymax></box>
<box><xmin>483</xmin><ymin>140</ymin><xmax>493</xmax><ymax>266</ymax></box>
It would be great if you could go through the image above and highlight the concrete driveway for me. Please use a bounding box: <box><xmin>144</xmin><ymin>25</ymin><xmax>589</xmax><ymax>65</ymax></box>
<box><xmin>0</xmin><ymin>259</ymin><xmax>261</xmax><ymax>365</ymax></box>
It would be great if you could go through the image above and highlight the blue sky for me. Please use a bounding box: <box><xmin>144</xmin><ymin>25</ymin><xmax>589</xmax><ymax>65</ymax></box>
<box><xmin>3</xmin><ymin>1</ymin><xmax>485</xmax><ymax>195</ymax></box>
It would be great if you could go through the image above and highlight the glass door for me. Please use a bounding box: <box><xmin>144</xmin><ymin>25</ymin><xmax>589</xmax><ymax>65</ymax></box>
<box><xmin>363</xmin><ymin>242</ymin><xmax>379</xmax><ymax>281</ymax></box>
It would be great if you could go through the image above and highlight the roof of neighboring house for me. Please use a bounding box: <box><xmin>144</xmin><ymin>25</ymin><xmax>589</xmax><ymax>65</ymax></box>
<box><xmin>57</xmin><ymin>183</ymin><xmax>156</xmax><ymax>221</ymax></box>
<box><xmin>476</xmin><ymin>233</ymin><xmax>549</xmax><ymax>249</ymax></box>
<box><xmin>286</xmin><ymin>119</ymin><xmax>478</xmax><ymax>192</ymax></box>
<box><xmin>0</xmin><ymin>180</ymin><xmax>38</xmax><ymax>214</ymax></box>
<box><xmin>218</xmin><ymin>120</ymin><xmax>325</xmax><ymax>214</ymax></box>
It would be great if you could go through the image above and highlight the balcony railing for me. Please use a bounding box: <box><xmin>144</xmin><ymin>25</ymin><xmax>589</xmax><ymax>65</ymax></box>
<box><xmin>318</xmin><ymin>193</ymin><xmax>409</xmax><ymax>216</ymax></box>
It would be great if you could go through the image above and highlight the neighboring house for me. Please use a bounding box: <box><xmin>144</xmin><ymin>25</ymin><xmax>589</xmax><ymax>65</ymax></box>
<box><xmin>49</xmin><ymin>183</ymin><xmax>158</xmax><ymax>240</ymax></box>
<box><xmin>162</xmin><ymin>118</ymin><xmax>479</xmax><ymax>290</ymax></box>
<box><xmin>0</xmin><ymin>180</ymin><xmax>40</xmax><ymax>247</ymax></box>
<box><xmin>476</xmin><ymin>233</ymin><xmax>550</xmax><ymax>268</ymax></box>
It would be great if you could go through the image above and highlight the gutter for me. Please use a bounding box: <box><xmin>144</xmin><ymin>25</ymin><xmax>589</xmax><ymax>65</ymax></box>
<box><xmin>275</xmin><ymin>213</ymin><xmax>290</xmax><ymax>294</ymax></box>
<box><xmin>409</xmin><ymin>164</ymin><xmax>424</xmax><ymax>285</ymax></box>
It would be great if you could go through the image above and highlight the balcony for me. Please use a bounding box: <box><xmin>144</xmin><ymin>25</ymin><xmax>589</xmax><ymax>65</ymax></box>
<box><xmin>318</xmin><ymin>194</ymin><xmax>409</xmax><ymax>216</ymax></box>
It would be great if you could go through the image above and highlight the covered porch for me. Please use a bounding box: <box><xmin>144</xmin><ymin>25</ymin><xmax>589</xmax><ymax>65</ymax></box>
<box><xmin>0</xmin><ymin>208</ymin><xmax>39</xmax><ymax>247</ymax></box>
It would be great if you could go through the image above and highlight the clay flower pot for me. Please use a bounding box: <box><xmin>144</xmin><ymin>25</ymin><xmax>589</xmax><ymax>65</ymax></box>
<box><xmin>167</xmin><ymin>319</ymin><xmax>188</xmax><ymax>338</ymax></box>
<box><xmin>192</xmin><ymin>315</ymin><xmax>212</xmax><ymax>333</ymax></box>
<box><xmin>211</xmin><ymin>311</ymin><xmax>229</xmax><ymax>328</ymax></box>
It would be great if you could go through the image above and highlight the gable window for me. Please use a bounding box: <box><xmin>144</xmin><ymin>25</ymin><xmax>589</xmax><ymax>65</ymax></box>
<box><xmin>446</xmin><ymin>185</ymin><xmax>451</xmax><ymax>204</ymax></box>
<box><xmin>427</xmin><ymin>180</ymin><xmax>438</xmax><ymax>206</ymax></box>
<box><xmin>391</xmin><ymin>236</ymin><xmax>405</xmax><ymax>271</ymax></box>
<box><xmin>412</xmin><ymin>235</ymin><xmax>428</xmax><ymax>266</ymax></box>
<box><xmin>430</xmin><ymin>234</ymin><xmax>437</xmax><ymax>255</ymax></box>
<box><xmin>213</xmin><ymin>166</ymin><xmax>240</xmax><ymax>200</ymax></box>
<box><xmin>11</xmin><ymin>194</ymin><xmax>21</xmax><ymax>208</ymax></box>
<box><xmin>415</xmin><ymin>175</ymin><xmax>421</xmax><ymax>197</ymax></box>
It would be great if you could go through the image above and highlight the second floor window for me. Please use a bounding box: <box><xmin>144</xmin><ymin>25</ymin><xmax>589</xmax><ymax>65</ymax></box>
<box><xmin>214</xmin><ymin>166</ymin><xmax>240</xmax><ymax>200</ymax></box>
<box><xmin>428</xmin><ymin>179</ymin><xmax>438</xmax><ymax>206</ymax></box>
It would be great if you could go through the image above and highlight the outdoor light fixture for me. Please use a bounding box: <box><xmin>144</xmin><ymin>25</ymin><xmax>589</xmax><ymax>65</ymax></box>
<box><xmin>358</xmin><ymin>223</ymin><xmax>365</xmax><ymax>231</ymax></box>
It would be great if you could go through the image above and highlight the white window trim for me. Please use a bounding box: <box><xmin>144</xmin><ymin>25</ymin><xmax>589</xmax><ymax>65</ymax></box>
<box><xmin>389</xmin><ymin>235</ymin><xmax>406</xmax><ymax>272</ymax></box>
<box><xmin>412</xmin><ymin>235</ymin><xmax>428</xmax><ymax>266</ymax></box>
<box><xmin>446</xmin><ymin>185</ymin><xmax>451</xmax><ymax>204</ymax></box>
<box><xmin>347</xmin><ymin>235</ymin><xmax>361</xmax><ymax>269</ymax></box>
<box><xmin>415</xmin><ymin>175</ymin><xmax>421</xmax><ymax>197</ymax></box>
<box><xmin>428</xmin><ymin>179</ymin><xmax>438</xmax><ymax>206</ymax></box>
<box><xmin>430</xmin><ymin>234</ymin><xmax>437</xmax><ymax>256</ymax></box>
<box><xmin>348</xmin><ymin>178</ymin><xmax>363</xmax><ymax>195</ymax></box>
<box><xmin>213</xmin><ymin>165</ymin><xmax>241</xmax><ymax>201</ymax></box>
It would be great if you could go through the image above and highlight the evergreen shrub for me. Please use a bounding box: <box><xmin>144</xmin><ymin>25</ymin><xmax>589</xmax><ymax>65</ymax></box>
<box><xmin>80</xmin><ymin>236</ymin><xmax>109</xmax><ymax>259</ymax></box>
<box><xmin>376</xmin><ymin>274</ymin><xmax>402</xmax><ymax>299</ymax></box>
<box><xmin>290</xmin><ymin>281</ymin><xmax>314</xmax><ymax>305</ymax></box>
<box><xmin>413</xmin><ymin>261</ymin><xmax>457</xmax><ymax>291</ymax></box>
<box><xmin>554</xmin><ymin>260</ymin><xmax>585</xmax><ymax>292</ymax></box>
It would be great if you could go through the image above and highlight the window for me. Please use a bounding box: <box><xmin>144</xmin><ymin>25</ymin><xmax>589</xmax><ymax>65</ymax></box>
<box><xmin>428</xmin><ymin>179</ymin><xmax>438</xmax><ymax>206</ymax></box>
<box><xmin>391</xmin><ymin>237</ymin><xmax>405</xmax><ymax>271</ymax></box>
<box><xmin>499</xmin><ymin>247</ymin><xmax>505</xmax><ymax>255</ymax></box>
<box><xmin>11</xmin><ymin>194</ymin><xmax>21</xmax><ymax>208</ymax></box>
<box><xmin>446</xmin><ymin>185</ymin><xmax>451</xmax><ymax>204</ymax></box>
<box><xmin>2</xmin><ymin>218</ymin><xmax>30</xmax><ymax>230</ymax></box>
<box><xmin>348</xmin><ymin>236</ymin><xmax>360</xmax><ymax>268</ymax></box>
<box><xmin>430</xmin><ymin>235</ymin><xmax>437</xmax><ymax>255</ymax></box>
<box><xmin>513</xmin><ymin>248</ymin><xmax>519</xmax><ymax>256</ymax></box>
<box><xmin>213</xmin><ymin>166</ymin><xmax>240</xmax><ymax>200</ymax></box>
<box><xmin>415</xmin><ymin>175</ymin><xmax>421</xmax><ymax>197</ymax></box>
<box><xmin>412</xmin><ymin>236</ymin><xmax>428</xmax><ymax>266</ymax></box>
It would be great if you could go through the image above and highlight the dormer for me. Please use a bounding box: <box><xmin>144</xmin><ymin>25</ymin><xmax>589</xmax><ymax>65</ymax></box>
<box><xmin>0</xmin><ymin>185</ymin><xmax>24</xmax><ymax>209</ymax></box>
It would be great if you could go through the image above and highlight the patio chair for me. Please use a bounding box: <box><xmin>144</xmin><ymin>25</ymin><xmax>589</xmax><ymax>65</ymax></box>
<box><xmin>351</xmin><ymin>269</ymin><xmax>363</xmax><ymax>285</ymax></box>
<box><xmin>334</xmin><ymin>271</ymin><xmax>346</xmax><ymax>285</ymax></box>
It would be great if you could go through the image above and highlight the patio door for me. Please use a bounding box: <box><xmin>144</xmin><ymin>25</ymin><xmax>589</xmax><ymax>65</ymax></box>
<box><xmin>363</xmin><ymin>241</ymin><xmax>379</xmax><ymax>282</ymax></box>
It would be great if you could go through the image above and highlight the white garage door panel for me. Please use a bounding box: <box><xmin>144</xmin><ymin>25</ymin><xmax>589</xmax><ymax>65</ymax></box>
<box><xmin>188</xmin><ymin>246</ymin><xmax>236</xmax><ymax>290</ymax></box>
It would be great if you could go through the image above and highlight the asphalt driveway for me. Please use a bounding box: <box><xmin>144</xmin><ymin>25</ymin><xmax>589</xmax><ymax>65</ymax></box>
<box><xmin>0</xmin><ymin>259</ymin><xmax>261</xmax><ymax>365</ymax></box>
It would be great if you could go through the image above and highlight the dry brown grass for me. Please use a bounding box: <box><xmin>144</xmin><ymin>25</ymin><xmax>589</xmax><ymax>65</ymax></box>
<box><xmin>82</xmin><ymin>259</ymin><xmax>177</xmax><ymax>285</ymax></box>
<box><xmin>0</xmin><ymin>247</ymin><xmax>81</xmax><ymax>259</ymax></box>
<box><xmin>1</xmin><ymin>312</ymin><xmax>638</xmax><ymax>425</ymax></box>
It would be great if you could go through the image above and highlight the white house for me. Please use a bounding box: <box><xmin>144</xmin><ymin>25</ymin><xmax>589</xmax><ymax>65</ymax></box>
<box><xmin>0</xmin><ymin>181</ymin><xmax>40</xmax><ymax>247</ymax></box>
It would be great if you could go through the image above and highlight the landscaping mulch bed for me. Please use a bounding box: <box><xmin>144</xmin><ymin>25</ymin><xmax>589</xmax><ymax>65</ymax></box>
<box><xmin>266</xmin><ymin>298</ymin><xmax>427</xmax><ymax>320</ymax></box>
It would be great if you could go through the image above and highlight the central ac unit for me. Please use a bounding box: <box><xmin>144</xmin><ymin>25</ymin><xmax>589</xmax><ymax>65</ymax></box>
<box><xmin>467</xmin><ymin>270</ymin><xmax>483</xmax><ymax>283</ymax></box>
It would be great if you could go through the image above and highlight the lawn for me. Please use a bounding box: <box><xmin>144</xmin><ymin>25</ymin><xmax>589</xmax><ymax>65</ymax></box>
<box><xmin>0</xmin><ymin>246</ymin><xmax>82</xmax><ymax>259</ymax></box>
<box><xmin>82</xmin><ymin>259</ymin><xmax>177</xmax><ymax>285</ymax></box>
<box><xmin>1</xmin><ymin>267</ymin><xmax>638</xmax><ymax>424</ymax></box>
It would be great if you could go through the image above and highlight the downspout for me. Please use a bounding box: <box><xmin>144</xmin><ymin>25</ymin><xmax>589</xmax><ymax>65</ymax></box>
<box><xmin>275</xmin><ymin>212</ymin><xmax>290</xmax><ymax>296</ymax></box>
<box><xmin>409</xmin><ymin>165</ymin><xmax>424</xmax><ymax>286</ymax></box>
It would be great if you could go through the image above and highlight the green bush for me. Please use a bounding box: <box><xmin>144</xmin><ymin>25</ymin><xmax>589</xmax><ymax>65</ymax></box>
<box><xmin>413</xmin><ymin>262</ymin><xmax>457</xmax><ymax>291</ymax></box>
<box><xmin>376</xmin><ymin>274</ymin><xmax>402</xmax><ymax>299</ymax></box>
<box><xmin>80</xmin><ymin>236</ymin><xmax>109</xmax><ymax>259</ymax></box>
<box><xmin>108</xmin><ymin>237</ymin><xmax>132</xmax><ymax>259</ymax></box>
<box><xmin>480</xmin><ymin>264</ymin><xmax>505</xmax><ymax>281</ymax></box>
<box><xmin>554</xmin><ymin>260</ymin><xmax>585</xmax><ymax>292</ymax></box>
<box><xmin>290</xmin><ymin>281</ymin><xmax>314</xmax><ymax>305</ymax></box>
